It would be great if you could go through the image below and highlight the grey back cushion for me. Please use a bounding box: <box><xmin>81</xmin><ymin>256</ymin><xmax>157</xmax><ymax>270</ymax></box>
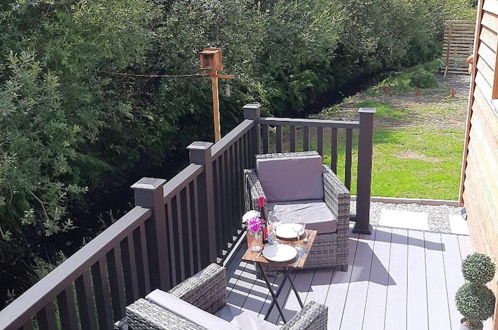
<box><xmin>146</xmin><ymin>289</ymin><xmax>238</xmax><ymax>330</ymax></box>
<box><xmin>256</xmin><ymin>154</ymin><xmax>324</xmax><ymax>202</ymax></box>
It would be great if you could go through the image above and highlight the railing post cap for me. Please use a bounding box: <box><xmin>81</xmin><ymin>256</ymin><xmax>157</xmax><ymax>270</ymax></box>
<box><xmin>187</xmin><ymin>141</ymin><xmax>213</xmax><ymax>150</ymax></box>
<box><xmin>131</xmin><ymin>177</ymin><xmax>166</xmax><ymax>190</ymax></box>
<box><xmin>243</xmin><ymin>103</ymin><xmax>261</xmax><ymax>120</ymax></box>
<box><xmin>358</xmin><ymin>107</ymin><xmax>376</xmax><ymax>114</ymax></box>
<box><xmin>243</xmin><ymin>103</ymin><xmax>261</xmax><ymax>110</ymax></box>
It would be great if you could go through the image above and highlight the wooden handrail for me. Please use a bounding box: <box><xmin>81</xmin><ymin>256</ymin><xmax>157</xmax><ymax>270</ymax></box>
<box><xmin>0</xmin><ymin>207</ymin><xmax>151</xmax><ymax>330</ymax></box>
<box><xmin>259</xmin><ymin>117</ymin><xmax>360</xmax><ymax>129</ymax></box>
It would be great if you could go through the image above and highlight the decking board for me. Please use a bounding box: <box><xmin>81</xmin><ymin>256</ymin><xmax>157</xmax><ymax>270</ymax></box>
<box><xmin>340</xmin><ymin>231</ymin><xmax>375</xmax><ymax>330</ymax></box>
<box><xmin>226</xmin><ymin>228</ymin><xmax>474</xmax><ymax>330</ymax></box>
<box><xmin>425</xmin><ymin>232</ymin><xmax>451</xmax><ymax>330</ymax></box>
<box><xmin>384</xmin><ymin>228</ymin><xmax>408</xmax><ymax>330</ymax></box>
<box><xmin>406</xmin><ymin>230</ymin><xmax>429</xmax><ymax>330</ymax></box>
<box><xmin>362</xmin><ymin>227</ymin><xmax>391</xmax><ymax>330</ymax></box>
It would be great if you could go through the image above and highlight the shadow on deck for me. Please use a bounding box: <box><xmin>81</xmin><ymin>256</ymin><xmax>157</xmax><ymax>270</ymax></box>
<box><xmin>225</xmin><ymin>223</ymin><xmax>475</xmax><ymax>330</ymax></box>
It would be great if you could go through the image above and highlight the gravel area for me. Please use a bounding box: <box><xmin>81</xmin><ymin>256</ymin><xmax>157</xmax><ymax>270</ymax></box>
<box><xmin>351</xmin><ymin>201</ymin><xmax>465</xmax><ymax>233</ymax></box>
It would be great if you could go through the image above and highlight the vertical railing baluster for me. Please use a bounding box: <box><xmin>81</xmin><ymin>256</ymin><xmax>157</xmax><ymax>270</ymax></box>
<box><xmin>36</xmin><ymin>302</ymin><xmax>57</xmax><ymax>330</ymax></box>
<box><xmin>106</xmin><ymin>247</ymin><xmax>126</xmax><ymax>320</ymax></box>
<box><xmin>184</xmin><ymin>184</ymin><xmax>195</xmax><ymax>276</ymax></box>
<box><xmin>191</xmin><ymin>180</ymin><xmax>202</xmax><ymax>272</ymax></box>
<box><xmin>345</xmin><ymin>128</ymin><xmax>353</xmax><ymax>190</ymax></box>
<box><xmin>218</xmin><ymin>154</ymin><xmax>228</xmax><ymax>253</ymax></box>
<box><xmin>262</xmin><ymin>124</ymin><xmax>269</xmax><ymax>154</ymax></box>
<box><xmin>212</xmin><ymin>158</ymin><xmax>223</xmax><ymax>256</ymax></box>
<box><xmin>187</xmin><ymin>142</ymin><xmax>217</xmax><ymax>266</ymax></box>
<box><xmin>165</xmin><ymin>201</ymin><xmax>177</xmax><ymax>285</ymax></box>
<box><xmin>317</xmin><ymin>127</ymin><xmax>324</xmax><ymax>156</ymax></box>
<box><xmin>131</xmin><ymin>229</ymin><xmax>145</xmax><ymax>297</ymax></box>
<box><xmin>224</xmin><ymin>149</ymin><xmax>233</xmax><ymax>245</ymax></box>
<box><xmin>131</xmin><ymin>178</ymin><xmax>169</xmax><ymax>291</ymax></box>
<box><xmin>138</xmin><ymin>223</ymin><xmax>151</xmax><ymax>292</ymax></box>
<box><xmin>121</xmin><ymin>236</ymin><xmax>139</xmax><ymax>302</ymax></box>
<box><xmin>22</xmin><ymin>319</ymin><xmax>35</xmax><ymax>330</ymax></box>
<box><xmin>173</xmin><ymin>194</ymin><xmax>186</xmax><ymax>281</ymax></box>
<box><xmin>290</xmin><ymin>126</ymin><xmax>296</xmax><ymax>152</ymax></box>
<box><xmin>234</xmin><ymin>140</ymin><xmax>242</xmax><ymax>233</ymax></box>
<box><xmin>303</xmin><ymin>126</ymin><xmax>310</xmax><ymax>151</ymax></box>
<box><xmin>91</xmin><ymin>258</ymin><xmax>114</xmax><ymax>330</ymax></box>
<box><xmin>331</xmin><ymin>128</ymin><xmax>338</xmax><ymax>173</ymax></box>
<box><xmin>276</xmin><ymin>125</ymin><xmax>282</xmax><ymax>152</ymax></box>
<box><xmin>177</xmin><ymin>189</ymin><xmax>190</xmax><ymax>278</ymax></box>
<box><xmin>354</xmin><ymin>108</ymin><xmax>375</xmax><ymax>234</ymax></box>
<box><xmin>75</xmin><ymin>271</ymin><xmax>98</xmax><ymax>329</ymax></box>
<box><xmin>229</xmin><ymin>145</ymin><xmax>239</xmax><ymax>236</ymax></box>
<box><xmin>57</xmin><ymin>286</ymin><xmax>78</xmax><ymax>330</ymax></box>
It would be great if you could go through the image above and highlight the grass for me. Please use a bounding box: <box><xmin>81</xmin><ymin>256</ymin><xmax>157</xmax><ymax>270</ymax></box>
<box><xmin>371</xmin><ymin>127</ymin><xmax>464</xmax><ymax>199</ymax></box>
<box><xmin>315</xmin><ymin>63</ymin><xmax>467</xmax><ymax>200</ymax></box>
<box><xmin>356</xmin><ymin>101</ymin><xmax>405</xmax><ymax>120</ymax></box>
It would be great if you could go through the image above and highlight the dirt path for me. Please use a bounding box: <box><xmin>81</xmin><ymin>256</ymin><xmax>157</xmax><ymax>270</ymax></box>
<box><xmin>316</xmin><ymin>74</ymin><xmax>470</xmax><ymax>131</ymax></box>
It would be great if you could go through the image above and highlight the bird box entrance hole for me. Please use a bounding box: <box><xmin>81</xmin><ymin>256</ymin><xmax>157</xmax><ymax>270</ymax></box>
<box><xmin>199</xmin><ymin>48</ymin><xmax>223</xmax><ymax>72</ymax></box>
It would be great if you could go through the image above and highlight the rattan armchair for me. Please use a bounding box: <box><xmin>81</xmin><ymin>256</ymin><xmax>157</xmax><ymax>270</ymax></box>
<box><xmin>245</xmin><ymin>152</ymin><xmax>350</xmax><ymax>271</ymax></box>
<box><xmin>121</xmin><ymin>263</ymin><xmax>328</xmax><ymax>330</ymax></box>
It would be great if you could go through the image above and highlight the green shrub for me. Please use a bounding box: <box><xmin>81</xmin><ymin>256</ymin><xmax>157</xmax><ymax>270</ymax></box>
<box><xmin>462</xmin><ymin>253</ymin><xmax>496</xmax><ymax>284</ymax></box>
<box><xmin>455</xmin><ymin>283</ymin><xmax>495</xmax><ymax>329</ymax></box>
<box><xmin>409</xmin><ymin>69</ymin><xmax>439</xmax><ymax>89</ymax></box>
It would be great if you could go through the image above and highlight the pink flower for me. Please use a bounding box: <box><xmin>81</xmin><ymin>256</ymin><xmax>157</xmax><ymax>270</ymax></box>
<box><xmin>247</xmin><ymin>217</ymin><xmax>262</xmax><ymax>233</ymax></box>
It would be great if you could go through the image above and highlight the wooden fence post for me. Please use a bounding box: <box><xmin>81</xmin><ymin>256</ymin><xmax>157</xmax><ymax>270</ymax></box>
<box><xmin>354</xmin><ymin>108</ymin><xmax>375</xmax><ymax>234</ymax></box>
<box><xmin>243</xmin><ymin>103</ymin><xmax>261</xmax><ymax>166</ymax></box>
<box><xmin>188</xmin><ymin>141</ymin><xmax>217</xmax><ymax>265</ymax></box>
<box><xmin>131</xmin><ymin>177</ymin><xmax>169</xmax><ymax>290</ymax></box>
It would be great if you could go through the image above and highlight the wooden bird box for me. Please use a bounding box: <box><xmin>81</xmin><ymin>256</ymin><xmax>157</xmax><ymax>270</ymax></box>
<box><xmin>199</xmin><ymin>48</ymin><xmax>223</xmax><ymax>72</ymax></box>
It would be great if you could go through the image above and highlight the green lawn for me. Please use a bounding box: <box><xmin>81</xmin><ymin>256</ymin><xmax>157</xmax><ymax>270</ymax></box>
<box><xmin>315</xmin><ymin>68</ymin><xmax>468</xmax><ymax>200</ymax></box>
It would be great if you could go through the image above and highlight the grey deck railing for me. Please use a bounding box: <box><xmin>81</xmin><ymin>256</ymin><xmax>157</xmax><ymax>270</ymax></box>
<box><xmin>258</xmin><ymin>107</ymin><xmax>375</xmax><ymax>233</ymax></box>
<box><xmin>0</xmin><ymin>103</ymin><xmax>374</xmax><ymax>330</ymax></box>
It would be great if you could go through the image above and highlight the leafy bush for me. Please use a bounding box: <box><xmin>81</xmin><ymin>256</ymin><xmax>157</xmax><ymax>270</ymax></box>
<box><xmin>0</xmin><ymin>0</ymin><xmax>476</xmax><ymax>305</ymax></box>
<box><xmin>409</xmin><ymin>69</ymin><xmax>439</xmax><ymax>89</ymax></box>
<box><xmin>455</xmin><ymin>283</ymin><xmax>495</xmax><ymax>329</ymax></box>
<box><xmin>455</xmin><ymin>253</ymin><xmax>496</xmax><ymax>329</ymax></box>
<box><xmin>462</xmin><ymin>253</ymin><xmax>496</xmax><ymax>284</ymax></box>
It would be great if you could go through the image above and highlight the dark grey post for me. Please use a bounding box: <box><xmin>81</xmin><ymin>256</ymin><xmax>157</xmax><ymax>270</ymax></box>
<box><xmin>353</xmin><ymin>108</ymin><xmax>375</xmax><ymax>234</ymax></box>
<box><xmin>131</xmin><ymin>177</ymin><xmax>169</xmax><ymax>290</ymax></box>
<box><xmin>188</xmin><ymin>142</ymin><xmax>217</xmax><ymax>265</ymax></box>
<box><xmin>244</xmin><ymin>103</ymin><xmax>261</xmax><ymax>166</ymax></box>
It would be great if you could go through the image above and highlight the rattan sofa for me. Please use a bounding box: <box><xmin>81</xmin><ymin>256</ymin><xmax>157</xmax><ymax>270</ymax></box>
<box><xmin>245</xmin><ymin>151</ymin><xmax>350</xmax><ymax>271</ymax></box>
<box><xmin>120</xmin><ymin>263</ymin><xmax>328</xmax><ymax>330</ymax></box>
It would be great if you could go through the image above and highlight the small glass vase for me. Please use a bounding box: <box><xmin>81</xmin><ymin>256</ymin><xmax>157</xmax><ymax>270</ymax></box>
<box><xmin>247</xmin><ymin>230</ymin><xmax>263</xmax><ymax>252</ymax></box>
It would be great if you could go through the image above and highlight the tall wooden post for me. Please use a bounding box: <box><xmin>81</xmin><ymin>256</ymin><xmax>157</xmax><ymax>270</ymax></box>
<box><xmin>211</xmin><ymin>72</ymin><xmax>221</xmax><ymax>142</ymax></box>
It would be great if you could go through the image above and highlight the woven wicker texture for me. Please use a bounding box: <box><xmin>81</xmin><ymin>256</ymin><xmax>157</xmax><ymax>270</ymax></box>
<box><xmin>245</xmin><ymin>152</ymin><xmax>350</xmax><ymax>272</ymax></box>
<box><xmin>280</xmin><ymin>301</ymin><xmax>328</xmax><ymax>330</ymax></box>
<box><xmin>126</xmin><ymin>298</ymin><xmax>206</xmax><ymax>330</ymax></box>
<box><xmin>123</xmin><ymin>263</ymin><xmax>328</xmax><ymax>329</ymax></box>
<box><xmin>168</xmin><ymin>263</ymin><xmax>227</xmax><ymax>314</ymax></box>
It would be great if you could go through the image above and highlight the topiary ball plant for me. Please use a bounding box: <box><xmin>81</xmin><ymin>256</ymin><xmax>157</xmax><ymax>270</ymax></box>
<box><xmin>455</xmin><ymin>283</ymin><xmax>495</xmax><ymax>329</ymax></box>
<box><xmin>455</xmin><ymin>253</ymin><xmax>496</xmax><ymax>329</ymax></box>
<box><xmin>462</xmin><ymin>253</ymin><xmax>496</xmax><ymax>284</ymax></box>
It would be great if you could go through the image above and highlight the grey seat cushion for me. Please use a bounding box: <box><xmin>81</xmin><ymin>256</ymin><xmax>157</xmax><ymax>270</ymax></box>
<box><xmin>215</xmin><ymin>304</ymin><xmax>279</xmax><ymax>330</ymax></box>
<box><xmin>268</xmin><ymin>200</ymin><xmax>337</xmax><ymax>234</ymax></box>
<box><xmin>256</xmin><ymin>154</ymin><xmax>324</xmax><ymax>202</ymax></box>
<box><xmin>146</xmin><ymin>289</ymin><xmax>238</xmax><ymax>330</ymax></box>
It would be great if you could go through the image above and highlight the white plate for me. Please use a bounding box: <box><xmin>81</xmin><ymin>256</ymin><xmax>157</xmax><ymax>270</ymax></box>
<box><xmin>262</xmin><ymin>244</ymin><xmax>297</xmax><ymax>263</ymax></box>
<box><xmin>276</xmin><ymin>223</ymin><xmax>304</xmax><ymax>240</ymax></box>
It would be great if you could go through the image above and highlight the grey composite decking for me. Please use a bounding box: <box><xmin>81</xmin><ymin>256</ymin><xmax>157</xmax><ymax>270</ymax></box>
<box><xmin>224</xmin><ymin>225</ymin><xmax>482</xmax><ymax>330</ymax></box>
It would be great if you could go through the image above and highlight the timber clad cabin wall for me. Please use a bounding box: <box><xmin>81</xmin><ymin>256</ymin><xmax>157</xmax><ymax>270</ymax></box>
<box><xmin>461</xmin><ymin>0</ymin><xmax>498</xmax><ymax>327</ymax></box>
